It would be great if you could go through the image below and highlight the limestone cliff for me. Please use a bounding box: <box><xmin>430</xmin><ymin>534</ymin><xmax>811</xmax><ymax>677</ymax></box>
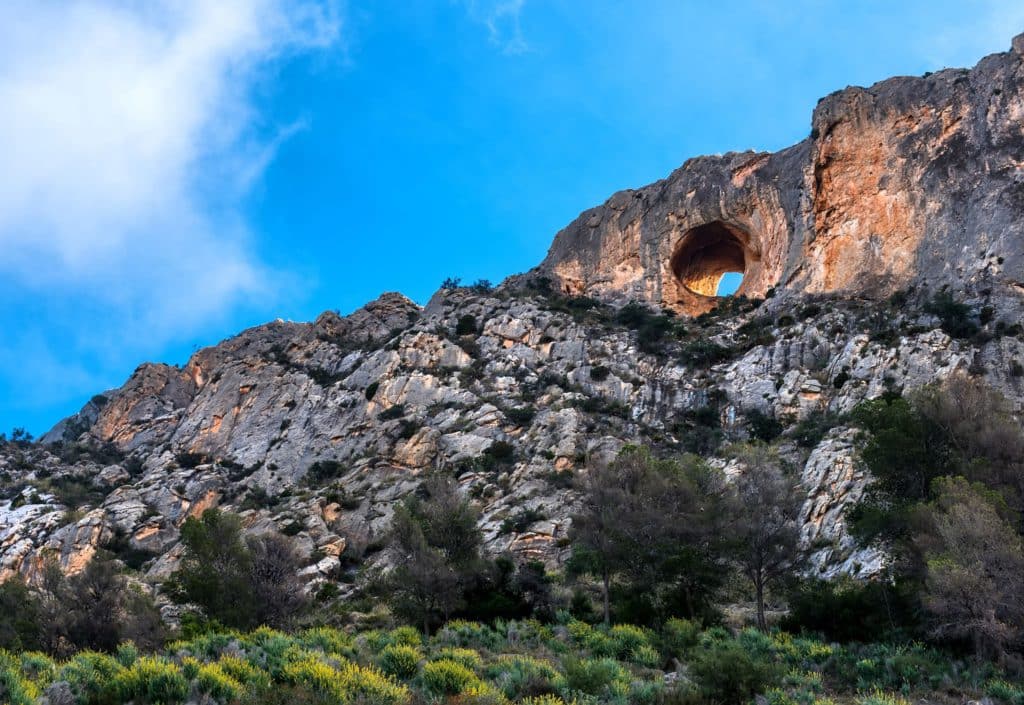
<box><xmin>4</xmin><ymin>37</ymin><xmax>1024</xmax><ymax>602</ymax></box>
<box><xmin>538</xmin><ymin>35</ymin><xmax>1024</xmax><ymax>315</ymax></box>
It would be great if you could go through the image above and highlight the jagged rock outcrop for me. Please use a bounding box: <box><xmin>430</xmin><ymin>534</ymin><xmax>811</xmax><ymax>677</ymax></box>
<box><xmin>4</xmin><ymin>38</ymin><xmax>1024</xmax><ymax>602</ymax></box>
<box><xmin>537</xmin><ymin>35</ymin><xmax>1024</xmax><ymax>314</ymax></box>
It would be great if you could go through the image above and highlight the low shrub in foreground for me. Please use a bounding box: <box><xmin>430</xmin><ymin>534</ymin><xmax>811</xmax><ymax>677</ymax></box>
<box><xmin>0</xmin><ymin>620</ymin><xmax>1013</xmax><ymax>705</ymax></box>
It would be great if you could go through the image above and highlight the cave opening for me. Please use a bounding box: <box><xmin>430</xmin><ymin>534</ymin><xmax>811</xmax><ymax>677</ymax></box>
<box><xmin>670</xmin><ymin>221</ymin><xmax>756</xmax><ymax>298</ymax></box>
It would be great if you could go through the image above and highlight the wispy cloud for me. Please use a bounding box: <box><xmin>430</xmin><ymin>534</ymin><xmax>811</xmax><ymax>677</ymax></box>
<box><xmin>0</xmin><ymin>0</ymin><xmax>342</xmax><ymax>429</ymax></box>
<box><xmin>460</xmin><ymin>0</ymin><xmax>530</xmax><ymax>55</ymax></box>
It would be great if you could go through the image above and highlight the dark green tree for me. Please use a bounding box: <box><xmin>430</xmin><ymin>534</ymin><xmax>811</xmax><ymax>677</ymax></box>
<box><xmin>167</xmin><ymin>509</ymin><xmax>306</xmax><ymax>630</ymax></box>
<box><xmin>383</xmin><ymin>475</ymin><xmax>484</xmax><ymax>633</ymax></box>
<box><xmin>0</xmin><ymin>576</ymin><xmax>42</xmax><ymax>651</ymax></box>
<box><xmin>914</xmin><ymin>477</ymin><xmax>1024</xmax><ymax>662</ymax></box>
<box><xmin>568</xmin><ymin>445</ymin><xmax>727</xmax><ymax>625</ymax></box>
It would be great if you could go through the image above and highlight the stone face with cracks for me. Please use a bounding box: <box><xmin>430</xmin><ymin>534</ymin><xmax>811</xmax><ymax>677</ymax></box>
<box><xmin>536</xmin><ymin>38</ymin><xmax>1024</xmax><ymax>315</ymax></box>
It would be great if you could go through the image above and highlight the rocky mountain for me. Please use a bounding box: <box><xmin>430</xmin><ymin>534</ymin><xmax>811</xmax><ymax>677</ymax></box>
<box><xmin>538</xmin><ymin>33</ymin><xmax>1024</xmax><ymax>315</ymax></box>
<box><xmin>4</xmin><ymin>35</ymin><xmax>1024</xmax><ymax>604</ymax></box>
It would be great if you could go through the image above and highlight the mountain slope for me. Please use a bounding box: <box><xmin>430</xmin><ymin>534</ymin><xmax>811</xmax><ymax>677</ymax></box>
<box><xmin>5</xmin><ymin>36</ymin><xmax>1024</xmax><ymax>601</ymax></box>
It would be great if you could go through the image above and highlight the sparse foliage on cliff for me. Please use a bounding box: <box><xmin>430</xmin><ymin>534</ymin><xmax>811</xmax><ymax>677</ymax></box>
<box><xmin>924</xmin><ymin>290</ymin><xmax>979</xmax><ymax>340</ymax></box>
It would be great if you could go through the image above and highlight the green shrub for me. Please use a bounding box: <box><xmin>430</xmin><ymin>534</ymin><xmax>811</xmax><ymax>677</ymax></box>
<box><xmin>112</xmin><ymin>656</ymin><xmax>189</xmax><ymax>704</ymax></box>
<box><xmin>498</xmin><ymin>507</ymin><xmax>546</xmax><ymax>535</ymax></box>
<box><xmin>630</xmin><ymin>644</ymin><xmax>661</xmax><ymax>668</ymax></box>
<box><xmin>680</xmin><ymin>339</ymin><xmax>730</xmax><ymax>367</ymax></box>
<box><xmin>59</xmin><ymin>651</ymin><xmax>125</xmax><ymax>705</ymax></box>
<box><xmin>216</xmin><ymin>655</ymin><xmax>271</xmax><ymax>691</ymax></box>
<box><xmin>283</xmin><ymin>656</ymin><xmax>408</xmax><ymax>705</ymax></box>
<box><xmin>521</xmin><ymin>696</ymin><xmax>570</xmax><ymax>705</ymax></box>
<box><xmin>689</xmin><ymin>641</ymin><xmax>782</xmax><ymax>704</ymax></box>
<box><xmin>628</xmin><ymin>678</ymin><xmax>664</xmax><ymax>704</ymax></box>
<box><xmin>298</xmin><ymin>626</ymin><xmax>357</xmax><ymax>658</ymax></box>
<box><xmin>17</xmin><ymin>651</ymin><xmax>55</xmax><ymax>685</ymax></box>
<box><xmin>421</xmin><ymin>658</ymin><xmax>480</xmax><ymax>696</ymax></box>
<box><xmin>306</xmin><ymin>460</ymin><xmax>346</xmax><ymax>485</ymax></box>
<box><xmin>387</xmin><ymin>626</ymin><xmax>422</xmax><ymax>648</ymax></box>
<box><xmin>746</xmin><ymin>408</ymin><xmax>784</xmax><ymax>442</ymax></box>
<box><xmin>485</xmin><ymin>440</ymin><xmax>515</xmax><ymax>462</ymax></box>
<box><xmin>660</xmin><ymin>618</ymin><xmax>701</xmax><ymax>659</ymax></box>
<box><xmin>379</xmin><ymin>645</ymin><xmax>421</xmax><ymax>680</ymax></box>
<box><xmin>788</xmin><ymin>411</ymin><xmax>842</xmax><ymax>448</ymax></box>
<box><xmin>566</xmin><ymin>621</ymin><xmax>615</xmax><ymax>657</ymax></box>
<box><xmin>378</xmin><ymin>405</ymin><xmax>406</xmax><ymax>421</ymax></box>
<box><xmin>856</xmin><ymin>692</ymin><xmax>910</xmax><ymax>705</ymax></box>
<box><xmin>608</xmin><ymin>624</ymin><xmax>652</xmax><ymax>660</ymax></box>
<box><xmin>485</xmin><ymin>654</ymin><xmax>562</xmax><ymax>700</ymax></box>
<box><xmin>435</xmin><ymin>620</ymin><xmax>502</xmax><ymax>650</ymax></box>
<box><xmin>614</xmin><ymin>303</ymin><xmax>679</xmax><ymax>354</ymax></box>
<box><xmin>924</xmin><ymin>290</ymin><xmax>978</xmax><ymax>339</ymax></box>
<box><xmin>0</xmin><ymin>652</ymin><xmax>40</xmax><ymax>705</ymax></box>
<box><xmin>432</xmin><ymin>647</ymin><xmax>482</xmax><ymax>670</ymax></box>
<box><xmin>195</xmin><ymin>662</ymin><xmax>244</xmax><ymax>700</ymax></box>
<box><xmin>114</xmin><ymin>642</ymin><xmax>139</xmax><ymax>667</ymax></box>
<box><xmin>456</xmin><ymin>315</ymin><xmax>479</xmax><ymax>336</ymax></box>
<box><xmin>560</xmin><ymin>656</ymin><xmax>628</xmax><ymax>697</ymax></box>
<box><xmin>986</xmin><ymin>679</ymin><xmax>1024</xmax><ymax>705</ymax></box>
<box><xmin>505</xmin><ymin>406</ymin><xmax>536</xmax><ymax>426</ymax></box>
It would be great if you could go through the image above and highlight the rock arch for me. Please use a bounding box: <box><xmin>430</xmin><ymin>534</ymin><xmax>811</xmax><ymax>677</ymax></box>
<box><xmin>667</xmin><ymin>221</ymin><xmax>762</xmax><ymax>314</ymax></box>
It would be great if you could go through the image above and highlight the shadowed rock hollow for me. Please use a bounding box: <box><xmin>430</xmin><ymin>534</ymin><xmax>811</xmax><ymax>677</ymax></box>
<box><xmin>669</xmin><ymin>221</ymin><xmax>760</xmax><ymax>301</ymax></box>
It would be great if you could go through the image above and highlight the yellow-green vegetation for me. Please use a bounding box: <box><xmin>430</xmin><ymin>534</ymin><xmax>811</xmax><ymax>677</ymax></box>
<box><xmin>378</xmin><ymin>644</ymin><xmax>422</xmax><ymax>680</ymax></box>
<box><xmin>0</xmin><ymin>619</ymin><xmax>1014</xmax><ymax>705</ymax></box>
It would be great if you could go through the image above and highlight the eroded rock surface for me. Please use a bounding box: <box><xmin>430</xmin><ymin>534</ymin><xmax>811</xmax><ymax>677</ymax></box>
<box><xmin>537</xmin><ymin>36</ymin><xmax>1024</xmax><ymax>315</ymax></box>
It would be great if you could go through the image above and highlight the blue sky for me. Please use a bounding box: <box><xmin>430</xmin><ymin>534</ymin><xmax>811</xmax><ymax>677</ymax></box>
<box><xmin>1</xmin><ymin>0</ymin><xmax>1022</xmax><ymax>435</ymax></box>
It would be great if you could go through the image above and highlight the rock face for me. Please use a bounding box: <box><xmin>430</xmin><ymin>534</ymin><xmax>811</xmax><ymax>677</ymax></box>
<box><xmin>537</xmin><ymin>36</ymin><xmax>1024</xmax><ymax>315</ymax></box>
<box><xmin>4</xmin><ymin>38</ymin><xmax>1024</xmax><ymax>598</ymax></box>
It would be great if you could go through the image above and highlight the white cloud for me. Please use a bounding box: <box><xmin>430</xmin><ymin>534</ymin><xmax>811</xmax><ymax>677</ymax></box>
<box><xmin>0</xmin><ymin>0</ymin><xmax>342</xmax><ymax>330</ymax></box>
<box><xmin>460</xmin><ymin>0</ymin><xmax>529</xmax><ymax>55</ymax></box>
